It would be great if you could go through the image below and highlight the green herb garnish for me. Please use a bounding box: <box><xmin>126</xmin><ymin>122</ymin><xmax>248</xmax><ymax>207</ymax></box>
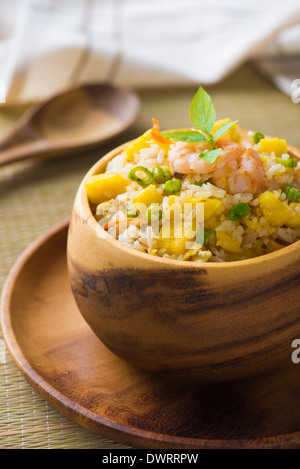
<box><xmin>161</xmin><ymin>131</ymin><xmax>207</xmax><ymax>144</ymax></box>
<box><xmin>160</xmin><ymin>87</ymin><xmax>238</xmax><ymax>164</ymax></box>
<box><xmin>228</xmin><ymin>203</ymin><xmax>250</xmax><ymax>221</ymax></box>
<box><xmin>198</xmin><ymin>148</ymin><xmax>223</xmax><ymax>164</ymax></box>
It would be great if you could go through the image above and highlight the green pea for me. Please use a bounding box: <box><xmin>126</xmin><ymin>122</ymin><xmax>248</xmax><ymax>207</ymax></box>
<box><xmin>253</xmin><ymin>131</ymin><xmax>264</xmax><ymax>144</ymax></box>
<box><xmin>228</xmin><ymin>203</ymin><xmax>250</xmax><ymax>221</ymax></box>
<box><xmin>164</xmin><ymin>179</ymin><xmax>182</xmax><ymax>194</ymax></box>
<box><xmin>128</xmin><ymin>166</ymin><xmax>153</xmax><ymax>187</ymax></box>
<box><xmin>153</xmin><ymin>166</ymin><xmax>172</xmax><ymax>184</ymax></box>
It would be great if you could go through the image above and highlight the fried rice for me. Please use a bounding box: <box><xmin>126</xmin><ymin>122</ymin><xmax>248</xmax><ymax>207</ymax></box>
<box><xmin>86</xmin><ymin>122</ymin><xmax>300</xmax><ymax>263</ymax></box>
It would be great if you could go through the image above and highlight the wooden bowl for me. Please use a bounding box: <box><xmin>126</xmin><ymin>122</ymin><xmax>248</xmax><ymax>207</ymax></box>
<box><xmin>67</xmin><ymin>136</ymin><xmax>300</xmax><ymax>383</ymax></box>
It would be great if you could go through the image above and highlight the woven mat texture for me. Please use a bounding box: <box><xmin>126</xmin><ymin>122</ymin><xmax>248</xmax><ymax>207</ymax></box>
<box><xmin>1</xmin><ymin>65</ymin><xmax>300</xmax><ymax>449</ymax></box>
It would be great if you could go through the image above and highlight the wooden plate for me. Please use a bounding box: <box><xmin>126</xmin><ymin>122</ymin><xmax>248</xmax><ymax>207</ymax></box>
<box><xmin>1</xmin><ymin>219</ymin><xmax>300</xmax><ymax>449</ymax></box>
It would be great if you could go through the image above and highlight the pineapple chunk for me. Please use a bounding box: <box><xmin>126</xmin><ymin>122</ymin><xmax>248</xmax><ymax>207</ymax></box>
<box><xmin>158</xmin><ymin>222</ymin><xmax>194</xmax><ymax>257</ymax></box>
<box><xmin>85</xmin><ymin>173</ymin><xmax>127</xmax><ymax>205</ymax></box>
<box><xmin>205</xmin><ymin>216</ymin><xmax>218</xmax><ymax>230</ymax></box>
<box><xmin>132</xmin><ymin>184</ymin><xmax>163</xmax><ymax>207</ymax></box>
<box><xmin>212</xmin><ymin>118</ymin><xmax>240</xmax><ymax>143</ymax></box>
<box><xmin>259</xmin><ymin>138</ymin><xmax>287</xmax><ymax>157</ymax></box>
<box><xmin>168</xmin><ymin>195</ymin><xmax>180</xmax><ymax>206</ymax></box>
<box><xmin>186</xmin><ymin>197</ymin><xmax>224</xmax><ymax>220</ymax></box>
<box><xmin>185</xmin><ymin>196</ymin><xmax>204</xmax><ymax>205</ymax></box>
<box><xmin>244</xmin><ymin>214</ymin><xmax>277</xmax><ymax>235</ymax></box>
<box><xmin>204</xmin><ymin>198</ymin><xmax>224</xmax><ymax>220</ymax></box>
<box><xmin>124</xmin><ymin>130</ymin><xmax>152</xmax><ymax>161</ymax></box>
<box><xmin>216</xmin><ymin>231</ymin><xmax>243</xmax><ymax>254</ymax></box>
<box><xmin>243</xmin><ymin>216</ymin><xmax>259</xmax><ymax>232</ymax></box>
<box><xmin>124</xmin><ymin>127</ymin><xmax>171</xmax><ymax>161</ymax></box>
<box><xmin>158</xmin><ymin>235</ymin><xmax>187</xmax><ymax>257</ymax></box>
<box><xmin>258</xmin><ymin>191</ymin><xmax>293</xmax><ymax>226</ymax></box>
<box><xmin>286</xmin><ymin>203</ymin><xmax>300</xmax><ymax>228</ymax></box>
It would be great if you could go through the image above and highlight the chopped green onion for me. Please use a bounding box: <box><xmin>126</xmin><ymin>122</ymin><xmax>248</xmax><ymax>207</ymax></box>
<box><xmin>253</xmin><ymin>131</ymin><xmax>264</xmax><ymax>144</ymax></box>
<box><xmin>152</xmin><ymin>166</ymin><xmax>172</xmax><ymax>184</ymax></box>
<box><xmin>228</xmin><ymin>203</ymin><xmax>250</xmax><ymax>221</ymax></box>
<box><xmin>164</xmin><ymin>179</ymin><xmax>182</xmax><ymax>194</ymax></box>
<box><xmin>194</xmin><ymin>181</ymin><xmax>204</xmax><ymax>187</ymax></box>
<box><xmin>147</xmin><ymin>204</ymin><xmax>162</xmax><ymax>222</ymax></box>
<box><xmin>197</xmin><ymin>229</ymin><xmax>215</xmax><ymax>246</ymax></box>
<box><xmin>128</xmin><ymin>166</ymin><xmax>153</xmax><ymax>187</ymax></box>
<box><xmin>278</xmin><ymin>157</ymin><xmax>298</xmax><ymax>168</ymax></box>
<box><xmin>127</xmin><ymin>210</ymin><xmax>138</xmax><ymax>218</ymax></box>
<box><xmin>285</xmin><ymin>185</ymin><xmax>300</xmax><ymax>202</ymax></box>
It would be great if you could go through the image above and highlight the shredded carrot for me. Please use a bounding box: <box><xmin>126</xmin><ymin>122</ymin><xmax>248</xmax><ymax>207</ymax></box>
<box><xmin>103</xmin><ymin>217</ymin><xmax>146</xmax><ymax>231</ymax></box>
<box><xmin>150</xmin><ymin>118</ymin><xmax>170</xmax><ymax>144</ymax></box>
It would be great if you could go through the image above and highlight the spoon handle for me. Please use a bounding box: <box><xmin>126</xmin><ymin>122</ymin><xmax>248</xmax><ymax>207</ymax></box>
<box><xmin>0</xmin><ymin>140</ymin><xmax>51</xmax><ymax>167</ymax></box>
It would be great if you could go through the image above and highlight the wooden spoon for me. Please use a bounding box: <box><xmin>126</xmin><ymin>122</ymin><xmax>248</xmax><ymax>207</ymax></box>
<box><xmin>0</xmin><ymin>82</ymin><xmax>140</xmax><ymax>166</ymax></box>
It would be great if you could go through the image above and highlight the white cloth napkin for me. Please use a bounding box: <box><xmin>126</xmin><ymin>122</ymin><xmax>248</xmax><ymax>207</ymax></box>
<box><xmin>0</xmin><ymin>0</ymin><xmax>300</xmax><ymax>104</ymax></box>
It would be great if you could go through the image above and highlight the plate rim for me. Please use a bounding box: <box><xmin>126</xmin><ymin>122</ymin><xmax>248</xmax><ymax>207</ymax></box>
<box><xmin>1</xmin><ymin>218</ymin><xmax>300</xmax><ymax>449</ymax></box>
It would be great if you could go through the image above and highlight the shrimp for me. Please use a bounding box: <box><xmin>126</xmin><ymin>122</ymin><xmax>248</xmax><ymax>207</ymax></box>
<box><xmin>212</xmin><ymin>140</ymin><xmax>265</xmax><ymax>194</ymax></box>
<box><xmin>167</xmin><ymin>139</ymin><xmax>266</xmax><ymax>194</ymax></box>
<box><xmin>168</xmin><ymin>141</ymin><xmax>214</xmax><ymax>175</ymax></box>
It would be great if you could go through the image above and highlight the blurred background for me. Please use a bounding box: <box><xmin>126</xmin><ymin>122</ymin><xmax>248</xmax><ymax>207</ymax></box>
<box><xmin>1</xmin><ymin>0</ymin><xmax>300</xmax><ymax>449</ymax></box>
<box><xmin>1</xmin><ymin>0</ymin><xmax>300</xmax><ymax>101</ymax></box>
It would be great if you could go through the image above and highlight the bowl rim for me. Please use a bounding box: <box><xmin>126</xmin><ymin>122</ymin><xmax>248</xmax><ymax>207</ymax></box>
<box><xmin>77</xmin><ymin>136</ymin><xmax>300</xmax><ymax>270</ymax></box>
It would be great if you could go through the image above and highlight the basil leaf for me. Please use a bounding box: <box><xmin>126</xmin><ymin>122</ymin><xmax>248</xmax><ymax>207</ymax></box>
<box><xmin>199</xmin><ymin>148</ymin><xmax>221</xmax><ymax>164</ymax></box>
<box><xmin>189</xmin><ymin>87</ymin><xmax>216</xmax><ymax>135</ymax></box>
<box><xmin>160</xmin><ymin>131</ymin><xmax>207</xmax><ymax>143</ymax></box>
<box><xmin>213</xmin><ymin>120</ymin><xmax>239</xmax><ymax>141</ymax></box>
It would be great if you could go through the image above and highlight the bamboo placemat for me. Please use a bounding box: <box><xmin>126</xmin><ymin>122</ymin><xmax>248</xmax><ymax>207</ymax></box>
<box><xmin>1</xmin><ymin>64</ymin><xmax>300</xmax><ymax>449</ymax></box>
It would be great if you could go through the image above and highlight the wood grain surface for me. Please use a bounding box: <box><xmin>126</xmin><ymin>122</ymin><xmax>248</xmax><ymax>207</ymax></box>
<box><xmin>67</xmin><ymin>139</ymin><xmax>300</xmax><ymax>383</ymax></box>
<box><xmin>2</xmin><ymin>219</ymin><xmax>300</xmax><ymax>449</ymax></box>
